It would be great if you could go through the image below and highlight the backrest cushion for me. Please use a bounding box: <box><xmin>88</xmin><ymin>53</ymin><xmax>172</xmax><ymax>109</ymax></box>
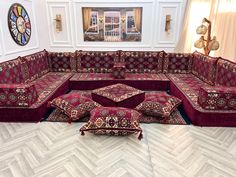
<box><xmin>48</xmin><ymin>52</ymin><xmax>76</xmax><ymax>72</ymax></box>
<box><xmin>215</xmin><ymin>58</ymin><xmax>236</xmax><ymax>87</ymax></box>
<box><xmin>119</xmin><ymin>51</ymin><xmax>166</xmax><ymax>73</ymax></box>
<box><xmin>76</xmin><ymin>50</ymin><xmax>119</xmax><ymax>73</ymax></box>
<box><xmin>0</xmin><ymin>57</ymin><xmax>25</xmax><ymax>84</ymax></box>
<box><xmin>191</xmin><ymin>51</ymin><xmax>217</xmax><ymax>85</ymax></box>
<box><xmin>163</xmin><ymin>53</ymin><xmax>193</xmax><ymax>73</ymax></box>
<box><xmin>22</xmin><ymin>50</ymin><xmax>50</xmax><ymax>82</ymax></box>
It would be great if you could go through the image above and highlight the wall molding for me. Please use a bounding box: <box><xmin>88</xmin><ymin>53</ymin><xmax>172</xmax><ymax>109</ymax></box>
<box><xmin>47</xmin><ymin>1</ymin><xmax>73</xmax><ymax>47</ymax></box>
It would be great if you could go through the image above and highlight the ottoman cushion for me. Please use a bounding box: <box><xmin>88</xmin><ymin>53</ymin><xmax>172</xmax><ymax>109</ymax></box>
<box><xmin>92</xmin><ymin>83</ymin><xmax>145</xmax><ymax>108</ymax></box>
<box><xmin>49</xmin><ymin>92</ymin><xmax>100</xmax><ymax>122</ymax></box>
<box><xmin>135</xmin><ymin>92</ymin><xmax>182</xmax><ymax>118</ymax></box>
<box><xmin>80</xmin><ymin>107</ymin><xmax>143</xmax><ymax>140</ymax></box>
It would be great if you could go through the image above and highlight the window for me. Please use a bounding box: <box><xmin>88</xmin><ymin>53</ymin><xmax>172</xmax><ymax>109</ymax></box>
<box><xmin>86</xmin><ymin>11</ymin><xmax>99</xmax><ymax>34</ymax></box>
<box><xmin>126</xmin><ymin>11</ymin><xmax>138</xmax><ymax>34</ymax></box>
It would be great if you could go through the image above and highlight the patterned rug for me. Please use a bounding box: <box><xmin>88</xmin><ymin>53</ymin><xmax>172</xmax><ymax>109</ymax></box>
<box><xmin>45</xmin><ymin>108</ymin><xmax>187</xmax><ymax>125</ymax></box>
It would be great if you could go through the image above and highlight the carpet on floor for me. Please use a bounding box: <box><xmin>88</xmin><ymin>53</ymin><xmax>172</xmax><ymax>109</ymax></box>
<box><xmin>45</xmin><ymin>108</ymin><xmax>187</xmax><ymax>125</ymax></box>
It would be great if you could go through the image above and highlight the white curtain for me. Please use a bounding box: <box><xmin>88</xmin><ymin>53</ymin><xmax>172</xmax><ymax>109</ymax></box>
<box><xmin>175</xmin><ymin>0</ymin><xmax>236</xmax><ymax>62</ymax></box>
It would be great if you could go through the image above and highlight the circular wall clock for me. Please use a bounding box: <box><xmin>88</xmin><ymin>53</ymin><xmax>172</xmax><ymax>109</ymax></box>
<box><xmin>8</xmin><ymin>3</ymin><xmax>31</xmax><ymax>46</ymax></box>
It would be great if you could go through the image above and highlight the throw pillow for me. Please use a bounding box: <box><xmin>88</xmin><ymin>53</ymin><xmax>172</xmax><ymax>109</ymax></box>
<box><xmin>135</xmin><ymin>92</ymin><xmax>182</xmax><ymax>118</ymax></box>
<box><xmin>49</xmin><ymin>93</ymin><xmax>100</xmax><ymax>122</ymax></box>
<box><xmin>80</xmin><ymin>107</ymin><xmax>143</xmax><ymax>140</ymax></box>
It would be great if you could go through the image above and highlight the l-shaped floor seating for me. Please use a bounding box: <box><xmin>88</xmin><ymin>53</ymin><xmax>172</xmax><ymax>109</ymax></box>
<box><xmin>0</xmin><ymin>50</ymin><xmax>236</xmax><ymax>126</ymax></box>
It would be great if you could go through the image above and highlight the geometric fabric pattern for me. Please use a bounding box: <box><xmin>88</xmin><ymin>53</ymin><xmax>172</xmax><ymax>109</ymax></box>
<box><xmin>120</xmin><ymin>51</ymin><xmax>166</xmax><ymax>73</ymax></box>
<box><xmin>80</xmin><ymin>106</ymin><xmax>143</xmax><ymax>140</ymax></box>
<box><xmin>112</xmin><ymin>62</ymin><xmax>126</xmax><ymax>79</ymax></box>
<box><xmin>135</xmin><ymin>92</ymin><xmax>182</xmax><ymax>118</ymax></box>
<box><xmin>49</xmin><ymin>92</ymin><xmax>100</xmax><ymax>122</ymax></box>
<box><xmin>192</xmin><ymin>51</ymin><xmax>217</xmax><ymax>85</ymax></box>
<box><xmin>198</xmin><ymin>86</ymin><xmax>236</xmax><ymax>110</ymax></box>
<box><xmin>76</xmin><ymin>50</ymin><xmax>119</xmax><ymax>73</ymax></box>
<box><xmin>48</xmin><ymin>52</ymin><xmax>76</xmax><ymax>72</ymax></box>
<box><xmin>215</xmin><ymin>58</ymin><xmax>236</xmax><ymax>87</ymax></box>
<box><xmin>92</xmin><ymin>83</ymin><xmax>145</xmax><ymax>108</ymax></box>
<box><xmin>163</xmin><ymin>53</ymin><xmax>193</xmax><ymax>73</ymax></box>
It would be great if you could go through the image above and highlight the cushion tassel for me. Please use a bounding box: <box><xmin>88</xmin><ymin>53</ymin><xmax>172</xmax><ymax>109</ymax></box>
<box><xmin>138</xmin><ymin>131</ymin><xmax>143</xmax><ymax>140</ymax></box>
<box><xmin>81</xmin><ymin>130</ymin><xmax>85</xmax><ymax>136</ymax></box>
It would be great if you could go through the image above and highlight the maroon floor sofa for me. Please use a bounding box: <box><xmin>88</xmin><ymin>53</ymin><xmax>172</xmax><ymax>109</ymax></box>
<box><xmin>0</xmin><ymin>49</ymin><xmax>236</xmax><ymax>127</ymax></box>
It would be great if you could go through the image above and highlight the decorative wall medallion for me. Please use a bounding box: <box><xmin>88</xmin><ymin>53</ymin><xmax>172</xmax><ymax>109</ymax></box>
<box><xmin>8</xmin><ymin>3</ymin><xmax>31</xmax><ymax>46</ymax></box>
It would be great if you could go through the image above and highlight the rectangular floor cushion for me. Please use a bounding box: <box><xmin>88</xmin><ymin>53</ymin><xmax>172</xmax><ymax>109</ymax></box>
<box><xmin>80</xmin><ymin>106</ymin><xmax>143</xmax><ymax>140</ymax></box>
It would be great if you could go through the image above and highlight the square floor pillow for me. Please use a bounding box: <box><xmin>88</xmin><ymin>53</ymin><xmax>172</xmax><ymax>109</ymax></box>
<box><xmin>80</xmin><ymin>107</ymin><xmax>143</xmax><ymax>140</ymax></box>
<box><xmin>49</xmin><ymin>92</ymin><xmax>100</xmax><ymax>123</ymax></box>
<box><xmin>135</xmin><ymin>92</ymin><xmax>182</xmax><ymax>118</ymax></box>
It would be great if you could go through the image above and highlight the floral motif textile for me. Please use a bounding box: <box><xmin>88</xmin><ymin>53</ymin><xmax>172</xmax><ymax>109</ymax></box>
<box><xmin>80</xmin><ymin>107</ymin><xmax>143</xmax><ymax>140</ymax></box>
<box><xmin>135</xmin><ymin>92</ymin><xmax>182</xmax><ymax>117</ymax></box>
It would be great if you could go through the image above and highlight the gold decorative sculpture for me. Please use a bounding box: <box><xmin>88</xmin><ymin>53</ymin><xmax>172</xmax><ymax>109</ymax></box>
<box><xmin>194</xmin><ymin>18</ymin><xmax>219</xmax><ymax>55</ymax></box>
<box><xmin>165</xmin><ymin>14</ymin><xmax>171</xmax><ymax>32</ymax></box>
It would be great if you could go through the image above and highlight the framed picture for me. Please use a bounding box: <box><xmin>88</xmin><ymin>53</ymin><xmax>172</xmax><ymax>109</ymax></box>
<box><xmin>8</xmin><ymin>3</ymin><xmax>31</xmax><ymax>46</ymax></box>
<box><xmin>82</xmin><ymin>7</ymin><xmax>142</xmax><ymax>42</ymax></box>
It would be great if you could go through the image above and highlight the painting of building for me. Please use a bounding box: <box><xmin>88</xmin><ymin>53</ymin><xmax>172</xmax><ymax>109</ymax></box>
<box><xmin>82</xmin><ymin>7</ymin><xmax>142</xmax><ymax>42</ymax></box>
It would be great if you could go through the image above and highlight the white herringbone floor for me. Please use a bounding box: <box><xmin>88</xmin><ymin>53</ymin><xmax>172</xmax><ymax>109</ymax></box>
<box><xmin>0</xmin><ymin>122</ymin><xmax>236</xmax><ymax>177</ymax></box>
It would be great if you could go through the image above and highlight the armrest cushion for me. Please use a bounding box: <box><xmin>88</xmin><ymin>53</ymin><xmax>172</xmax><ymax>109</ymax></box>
<box><xmin>198</xmin><ymin>86</ymin><xmax>236</xmax><ymax>110</ymax></box>
<box><xmin>0</xmin><ymin>83</ymin><xmax>38</xmax><ymax>107</ymax></box>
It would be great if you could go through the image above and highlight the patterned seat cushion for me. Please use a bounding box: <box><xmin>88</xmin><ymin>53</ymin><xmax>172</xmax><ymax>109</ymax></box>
<box><xmin>49</xmin><ymin>92</ymin><xmax>100</xmax><ymax>122</ymax></box>
<box><xmin>198</xmin><ymin>86</ymin><xmax>236</xmax><ymax>110</ymax></box>
<box><xmin>92</xmin><ymin>83</ymin><xmax>145</xmax><ymax>108</ymax></box>
<box><xmin>215</xmin><ymin>58</ymin><xmax>236</xmax><ymax>87</ymax></box>
<box><xmin>48</xmin><ymin>52</ymin><xmax>76</xmax><ymax>72</ymax></box>
<box><xmin>76</xmin><ymin>51</ymin><xmax>119</xmax><ymax>73</ymax></box>
<box><xmin>135</xmin><ymin>92</ymin><xmax>182</xmax><ymax>117</ymax></box>
<box><xmin>191</xmin><ymin>51</ymin><xmax>217</xmax><ymax>85</ymax></box>
<box><xmin>80</xmin><ymin>107</ymin><xmax>143</xmax><ymax>140</ymax></box>
<box><xmin>112</xmin><ymin>62</ymin><xmax>126</xmax><ymax>79</ymax></box>
<box><xmin>163</xmin><ymin>53</ymin><xmax>193</xmax><ymax>73</ymax></box>
<box><xmin>0</xmin><ymin>57</ymin><xmax>25</xmax><ymax>84</ymax></box>
<box><xmin>120</xmin><ymin>51</ymin><xmax>166</xmax><ymax>73</ymax></box>
<box><xmin>21</xmin><ymin>50</ymin><xmax>50</xmax><ymax>82</ymax></box>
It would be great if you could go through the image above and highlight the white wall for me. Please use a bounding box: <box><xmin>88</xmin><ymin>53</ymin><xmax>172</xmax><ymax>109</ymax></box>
<box><xmin>0</xmin><ymin>0</ymin><xmax>187</xmax><ymax>62</ymax></box>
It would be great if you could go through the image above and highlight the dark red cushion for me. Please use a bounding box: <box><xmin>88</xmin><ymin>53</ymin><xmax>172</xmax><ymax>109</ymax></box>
<box><xmin>80</xmin><ymin>107</ymin><xmax>143</xmax><ymax>140</ymax></box>
<box><xmin>112</xmin><ymin>62</ymin><xmax>126</xmax><ymax>79</ymax></box>
<box><xmin>92</xmin><ymin>83</ymin><xmax>145</xmax><ymax>108</ymax></box>
<box><xmin>198</xmin><ymin>86</ymin><xmax>236</xmax><ymax>110</ymax></box>
<box><xmin>49</xmin><ymin>93</ymin><xmax>100</xmax><ymax>122</ymax></box>
<box><xmin>135</xmin><ymin>92</ymin><xmax>182</xmax><ymax>117</ymax></box>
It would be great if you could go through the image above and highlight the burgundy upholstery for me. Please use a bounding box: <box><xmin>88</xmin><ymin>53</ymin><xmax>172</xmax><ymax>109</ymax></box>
<box><xmin>192</xmin><ymin>51</ymin><xmax>217</xmax><ymax>85</ymax></box>
<box><xmin>0</xmin><ymin>57</ymin><xmax>25</xmax><ymax>84</ymax></box>
<box><xmin>92</xmin><ymin>83</ymin><xmax>145</xmax><ymax>108</ymax></box>
<box><xmin>112</xmin><ymin>62</ymin><xmax>126</xmax><ymax>79</ymax></box>
<box><xmin>163</xmin><ymin>53</ymin><xmax>192</xmax><ymax>73</ymax></box>
<box><xmin>168</xmin><ymin>74</ymin><xmax>236</xmax><ymax>126</ymax></box>
<box><xmin>48</xmin><ymin>52</ymin><xmax>76</xmax><ymax>72</ymax></box>
<box><xmin>0</xmin><ymin>83</ymin><xmax>38</xmax><ymax>107</ymax></box>
<box><xmin>215</xmin><ymin>58</ymin><xmax>236</xmax><ymax>87</ymax></box>
<box><xmin>198</xmin><ymin>86</ymin><xmax>236</xmax><ymax>110</ymax></box>
<box><xmin>76</xmin><ymin>50</ymin><xmax>119</xmax><ymax>73</ymax></box>
<box><xmin>22</xmin><ymin>50</ymin><xmax>50</xmax><ymax>82</ymax></box>
<box><xmin>120</xmin><ymin>51</ymin><xmax>166</xmax><ymax>73</ymax></box>
<box><xmin>69</xmin><ymin>73</ymin><xmax>169</xmax><ymax>90</ymax></box>
<box><xmin>80</xmin><ymin>106</ymin><xmax>143</xmax><ymax>139</ymax></box>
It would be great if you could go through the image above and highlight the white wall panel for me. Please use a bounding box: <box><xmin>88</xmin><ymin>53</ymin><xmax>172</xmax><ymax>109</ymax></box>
<box><xmin>47</xmin><ymin>1</ymin><xmax>73</xmax><ymax>47</ymax></box>
<box><xmin>154</xmin><ymin>1</ymin><xmax>182</xmax><ymax>48</ymax></box>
